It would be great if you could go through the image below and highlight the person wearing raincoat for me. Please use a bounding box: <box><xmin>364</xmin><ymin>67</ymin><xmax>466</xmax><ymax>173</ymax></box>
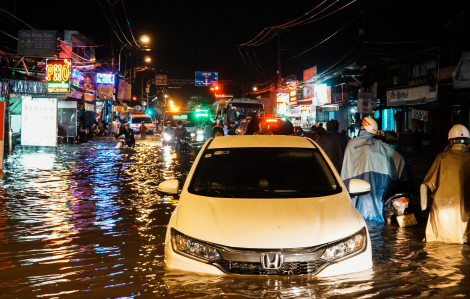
<box><xmin>341</xmin><ymin>117</ymin><xmax>410</xmax><ymax>222</ymax></box>
<box><xmin>421</xmin><ymin>124</ymin><xmax>470</xmax><ymax>244</ymax></box>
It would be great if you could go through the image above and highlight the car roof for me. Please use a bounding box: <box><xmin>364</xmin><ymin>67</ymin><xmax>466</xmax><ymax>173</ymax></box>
<box><xmin>208</xmin><ymin>135</ymin><xmax>317</xmax><ymax>149</ymax></box>
<box><xmin>131</xmin><ymin>115</ymin><xmax>151</xmax><ymax>118</ymax></box>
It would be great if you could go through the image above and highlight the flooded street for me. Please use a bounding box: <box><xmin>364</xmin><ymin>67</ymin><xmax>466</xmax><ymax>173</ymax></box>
<box><xmin>0</xmin><ymin>137</ymin><xmax>469</xmax><ymax>298</ymax></box>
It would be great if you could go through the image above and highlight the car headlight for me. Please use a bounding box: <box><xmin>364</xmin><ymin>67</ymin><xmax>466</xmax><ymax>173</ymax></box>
<box><xmin>190</xmin><ymin>133</ymin><xmax>196</xmax><ymax>137</ymax></box>
<box><xmin>197</xmin><ymin>130</ymin><xmax>204</xmax><ymax>135</ymax></box>
<box><xmin>171</xmin><ymin>229</ymin><xmax>220</xmax><ymax>261</ymax></box>
<box><xmin>321</xmin><ymin>227</ymin><xmax>367</xmax><ymax>262</ymax></box>
<box><xmin>164</xmin><ymin>133</ymin><xmax>171</xmax><ymax>141</ymax></box>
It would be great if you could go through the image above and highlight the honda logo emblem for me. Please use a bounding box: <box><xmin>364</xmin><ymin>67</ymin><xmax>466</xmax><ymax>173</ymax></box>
<box><xmin>260</xmin><ymin>252</ymin><xmax>284</xmax><ymax>270</ymax></box>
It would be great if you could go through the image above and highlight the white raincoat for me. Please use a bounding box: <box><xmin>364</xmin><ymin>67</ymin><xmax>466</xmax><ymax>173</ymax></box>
<box><xmin>341</xmin><ymin>130</ymin><xmax>408</xmax><ymax>222</ymax></box>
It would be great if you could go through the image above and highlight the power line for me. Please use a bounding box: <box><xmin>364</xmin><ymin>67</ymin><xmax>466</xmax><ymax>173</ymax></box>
<box><xmin>286</xmin><ymin>0</ymin><xmax>356</xmax><ymax>28</ymax></box>
<box><xmin>275</xmin><ymin>0</ymin><xmax>328</xmax><ymax>27</ymax></box>
<box><xmin>97</xmin><ymin>0</ymin><xmax>125</xmax><ymax>45</ymax></box>
<box><xmin>283</xmin><ymin>0</ymin><xmax>340</xmax><ymax>28</ymax></box>
<box><xmin>0</xmin><ymin>5</ymin><xmax>36</xmax><ymax>30</ymax></box>
<box><xmin>121</xmin><ymin>0</ymin><xmax>138</xmax><ymax>44</ymax></box>
<box><xmin>288</xmin><ymin>13</ymin><xmax>360</xmax><ymax>60</ymax></box>
<box><xmin>114</xmin><ymin>14</ymin><xmax>132</xmax><ymax>45</ymax></box>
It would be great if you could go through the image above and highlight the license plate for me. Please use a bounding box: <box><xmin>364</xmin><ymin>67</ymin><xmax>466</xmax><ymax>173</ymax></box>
<box><xmin>396</xmin><ymin>214</ymin><xmax>418</xmax><ymax>227</ymax></box>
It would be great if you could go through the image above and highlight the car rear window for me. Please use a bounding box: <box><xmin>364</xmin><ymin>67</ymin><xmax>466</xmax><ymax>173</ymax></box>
<box><xmin>131</xmin><ymin>117</ymin><xmax>152</xmax><ymax>124</ymax></box>
<box><xmin>188</xmin><ymin>147</ymin><xmax>341</xmax><ymax>198</ymax></box>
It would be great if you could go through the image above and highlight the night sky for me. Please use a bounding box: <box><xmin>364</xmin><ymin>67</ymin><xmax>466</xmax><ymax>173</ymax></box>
<box><xmin>1</xmin><ymin>0</ymin><xmax>468</xmax><ymax>105</ymax></box>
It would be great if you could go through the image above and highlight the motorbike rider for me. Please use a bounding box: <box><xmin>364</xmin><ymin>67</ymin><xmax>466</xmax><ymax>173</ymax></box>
<box><xmin>123</xmin><ymin>123</ymin><xmax>135</xmax><ymax>148</ymax></box>
<box><xmin>173</xmin><ymin>120</ymin><xmax>189</xmax><ymax>141</ymax></box>
<box><xmin>254</xmin><ymin>121</ymin><xmax>273</xmax><ymax>135</ymax></box>
<box><xmin>213</xmin><ymin>125</ymin><xmax>224</xmax><ymax>137</ymax></box>
<box><xmin>341</xmin><ymin>117</ymin><xmax>411</xmax><ymax>222</ymax></box>
<box><xmin>421</xmin><ymin>124</ymin><xmax>470</xmax><ymax>244</ymax></box>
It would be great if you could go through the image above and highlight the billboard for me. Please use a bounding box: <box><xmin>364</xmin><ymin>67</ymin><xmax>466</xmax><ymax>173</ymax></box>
<box><xmin>71</xmin><ymin>69</ymin><xmax>85</xmax><ymax>89</ymax></box>
<box><xmin>46</xmin><ymin>59</ymin><xmax>71</xmax><ymax>93</ymax></box>
<box><xmin>303</xmin><ymin>66</ymin><xmax>317</xmax><ymax>82</ymax></box>
<box><xmin>96</xmin><ymin>73</ymin><xmax>115</xmax><ymax>85</ymax></box>
<box><xmin>17</xmin><ymin>30</ymin><xmax>56</xmax><ymax>57</ymax></box>
<box><xmin>21</xmin><ymin>97</ymin><xmax>58</xmax><ymax>147</ymax></box>
<box><xmin>276</xmin><ymin>93</ymin><xmax>289</xmax><ymax>115</ymax></box>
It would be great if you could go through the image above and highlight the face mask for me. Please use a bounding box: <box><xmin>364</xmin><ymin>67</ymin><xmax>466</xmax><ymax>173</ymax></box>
<box><xmin>177</xmin><ymin>125</ymin><xmax>182</xmax><ymax>129</ymax></box>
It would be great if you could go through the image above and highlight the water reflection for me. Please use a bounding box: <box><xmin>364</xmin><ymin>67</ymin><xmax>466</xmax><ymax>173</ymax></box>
<box><xmin>0</xmin><ymin>138</ymin><xmax>469</xmax><ymax>298</ymax></box>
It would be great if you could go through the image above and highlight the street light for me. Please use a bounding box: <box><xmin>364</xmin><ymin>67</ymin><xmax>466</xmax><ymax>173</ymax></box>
<box><xmin>118</xmin><ymin>35</ymin><xmax>151</xmax><ymax>74</ymax></box>
<box><xmin>253</xmin><ymin>86</ymin><xmax>258</xmax><ymax>91</ymax></box>
<box><xmin>144</xmin><ymin>56</ymin><xmax>151</xmax><ymax>62</ymax></box>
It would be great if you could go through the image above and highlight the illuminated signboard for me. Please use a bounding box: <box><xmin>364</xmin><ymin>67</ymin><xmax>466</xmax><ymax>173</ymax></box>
<box><xmin>21</xmin><ymin>97</ymin><xmax>58</xmax><ymax>146</ymax></box>
<box><xmin>96</xmin><ymin>73</ymin><xmax>115</xmax><ymax>85</ymax></box>
<box><xmin>276</xmin><ymin>93</ymin><xmax>289</xmax><ymax>115</ymax></box>
<box><xmin>71</xmin><ymin>69</ymin><xmax>85</xmax><ymax>88</ymax></box>
<box><xmin>46</xmin><ymin>59</ymin><xmax>71</xmax><ymax>93</ymax></box>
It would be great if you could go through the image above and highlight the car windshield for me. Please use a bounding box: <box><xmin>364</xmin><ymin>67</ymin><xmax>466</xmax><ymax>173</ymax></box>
<box><xmin>165</xmin><ymin>112</ymin><xmax>196</xmax><ymax>127</ymax></box>
<box><xmin>188</xmin><ymin>147</ymin><xmax>341</xmax><ymax>198</ymax></box>
<box><xmin>132</xmin><ymin>117</ymin><xmax>152</xmax><ymax>124</ymax></box>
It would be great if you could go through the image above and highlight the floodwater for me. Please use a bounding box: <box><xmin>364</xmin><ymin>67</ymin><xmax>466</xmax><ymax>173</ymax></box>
<box><xmin>0</xmin><ymin>137</ymin><xmax>469</xmax><ymax>298</ymax></box>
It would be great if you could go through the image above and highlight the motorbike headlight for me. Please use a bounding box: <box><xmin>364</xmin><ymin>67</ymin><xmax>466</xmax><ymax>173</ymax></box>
<box><xmin>190</xmin><ymin>133</ymin><xmax>196</xmax><ymax>138</ymax></box>
<box><xmin>171</xmin><ymin>229</ymin><xmax>220</xmax><ymax>261</ymax></box>
<box><xmin>321</xmin><ymin>227</ymin><xmax>367</xmax><ymax>262</ymax></box>
<box><xmin>197</xmin><ymin>130</ymin><xmax>204</xmax><ymax>135</ymax></box>
<box><xmin>164</xmin><ymin>133</ymin><xmax>171</xmax><ymax>141</ymax></box>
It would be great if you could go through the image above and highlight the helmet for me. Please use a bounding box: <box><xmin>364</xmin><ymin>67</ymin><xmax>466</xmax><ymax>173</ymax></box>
<box><xmin>448</xmin><ymin>124</ymin><xmax>470</xmax><ymax>139</ymax></box>
<box><xmin>362</xmin><ymin>117</ymin><xmax>378</xmax><ymax>134</ymax></box>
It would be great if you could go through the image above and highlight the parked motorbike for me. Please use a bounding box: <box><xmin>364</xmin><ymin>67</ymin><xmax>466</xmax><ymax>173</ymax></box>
<box><xmin>384</xmin><ymin>193</ymin><xmax>416</xmax><ymax>226</ymax></box>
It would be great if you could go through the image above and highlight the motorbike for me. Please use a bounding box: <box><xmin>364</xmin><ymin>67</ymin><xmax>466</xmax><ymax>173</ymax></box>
<box><xmin>384</xmin><ymin>193</ymin><xmax>416</xmax><ymax>226</ymax></box>
<box><xmin>175</xmin><ymin>135</ymin><xmax>192</xmax><ymax>154</ymax></box>
<box><xmin>162</xmin><ymin>132</ymin><xmax>173</xmax><ymax>146</ymax></box>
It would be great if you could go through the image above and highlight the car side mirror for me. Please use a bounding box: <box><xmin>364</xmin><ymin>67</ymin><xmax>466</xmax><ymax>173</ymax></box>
<box><xmin>158</xmin><ymin>179</ymin><xmax>179</xmax><ymax>194</ymax></box>
<box><xmin>349</xmin><ymin>179</ymin><xmax>371</xmax><ymax>196</ymax></box>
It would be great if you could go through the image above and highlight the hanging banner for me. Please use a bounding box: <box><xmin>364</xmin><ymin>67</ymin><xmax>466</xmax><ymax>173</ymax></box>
<box><xmin>21</xmin><ymin>98</ymin><xmax>58</xmax><ymax>146</ymax></box>
<box><xmin>357</xmin><ymin>92</ymin><xmax>373</xmax><ymax>113</ymax></box>
<box><xmin>387</xmin><ymin>84</ymin><xmax>438</xmax><ymax>107</ymax></box>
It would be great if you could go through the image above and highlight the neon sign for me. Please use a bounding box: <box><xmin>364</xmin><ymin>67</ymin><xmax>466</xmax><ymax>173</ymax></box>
<box><xmin>96</xmin><ymin>73</ymin><xmax>115</xmax><ymax>85</ymax></box>
<box><xmin>46</xmin><ymin>59</ymin><xmax>71</xmax><ymax>93</ymax></box>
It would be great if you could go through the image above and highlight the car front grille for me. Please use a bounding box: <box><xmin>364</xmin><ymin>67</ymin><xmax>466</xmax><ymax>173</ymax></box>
<box><xmin>213</xmin><ymin>258</ymin><xmax>328</xmax><ymax>275</ymax></box>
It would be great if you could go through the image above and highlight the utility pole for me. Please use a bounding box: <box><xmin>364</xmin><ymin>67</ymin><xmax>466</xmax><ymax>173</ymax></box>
<box><xmin>110</xmin><ymin>0</ymin><xmax>116</xmax><ymax>69</ymax></box>
<box><xmin>268</xmin><ymin>27</ymin><xmax>285</xmax><ymax>91</ymax></box>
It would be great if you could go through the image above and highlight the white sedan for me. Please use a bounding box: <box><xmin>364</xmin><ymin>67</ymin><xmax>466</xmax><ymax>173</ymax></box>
<box><xmin>159</xmin><ymin>135</ymin><xmax>372</xmax><ymax>276</ymax></box>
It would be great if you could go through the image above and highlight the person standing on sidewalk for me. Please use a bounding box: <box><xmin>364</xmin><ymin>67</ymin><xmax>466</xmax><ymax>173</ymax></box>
<box><xmin>139</xmin><ymin>121</ymin><xmax>147</xmax><ymax>140</ymax></box>
<box><xmin>421</xmin><ymin>124</ymin><xmax>470</xmax><ymax>244</ymax></box>
<box><xmin>111</xmin><ymin>118</ymin><xmax>121</xmax><ymax>138</ymax></box>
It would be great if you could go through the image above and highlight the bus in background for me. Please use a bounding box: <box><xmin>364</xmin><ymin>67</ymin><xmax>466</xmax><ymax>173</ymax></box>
<box><xmin>212</xmin><ymin>98</ymin><xmax>264</xmax><ymax>125</ymax></box>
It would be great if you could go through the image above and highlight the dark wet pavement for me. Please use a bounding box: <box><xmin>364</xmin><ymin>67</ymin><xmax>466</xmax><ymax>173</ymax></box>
<box><xmin>0</xmin><ymin>137</ymin><xmax>469</xmax><ymax>298</ymax></box>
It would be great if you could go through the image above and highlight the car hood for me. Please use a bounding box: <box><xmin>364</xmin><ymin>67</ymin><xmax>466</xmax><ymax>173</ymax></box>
<box><xmin>175</xmin><ymin>192</ymin><xmax>364</xmax><ymax>249</ymax></box>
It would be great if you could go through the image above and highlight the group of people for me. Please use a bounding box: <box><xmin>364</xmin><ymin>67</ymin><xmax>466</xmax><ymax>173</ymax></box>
<box><xmin>313</xmin><ymin>117</ymin><xmax>470</xmax><ymax>245</ymax></box>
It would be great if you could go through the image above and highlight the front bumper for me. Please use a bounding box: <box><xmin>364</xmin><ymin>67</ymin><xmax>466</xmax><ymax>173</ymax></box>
<box><xmin>164</xmin><ymin>228</ymin><xmax>372</xmax><ymax>277</ymax></box>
